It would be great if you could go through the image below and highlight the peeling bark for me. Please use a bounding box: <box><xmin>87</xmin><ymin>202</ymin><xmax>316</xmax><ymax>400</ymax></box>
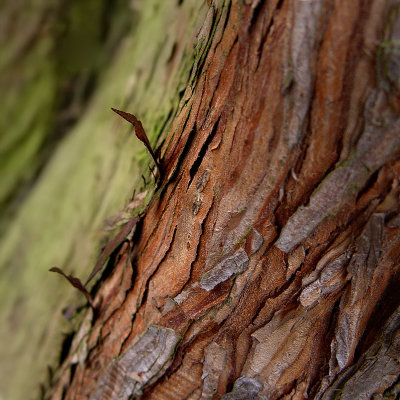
<box><xmin>46</xmin><ymin>1</ymin><xmax>400</xmax><ymax>399</ymax></box>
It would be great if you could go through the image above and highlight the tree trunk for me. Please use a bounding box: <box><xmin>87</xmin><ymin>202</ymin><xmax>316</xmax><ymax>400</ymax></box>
<box><xmin>46</xmin><ymin>1</ymin><xmax>400</xmax><ymax>399</ymax></box>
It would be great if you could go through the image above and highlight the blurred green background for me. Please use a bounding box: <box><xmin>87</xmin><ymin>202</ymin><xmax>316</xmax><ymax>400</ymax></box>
<box><xmin>0</xmin><ymin>0</ymin><xmax>208</xmax><ymax>398</ymax></box>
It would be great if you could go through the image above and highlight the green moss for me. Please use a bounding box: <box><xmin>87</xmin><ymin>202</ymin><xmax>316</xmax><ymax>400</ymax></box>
<box><xmin>337</xmin><ymin>152</ymin><xmax>356</xmax><ymax>169</ymax></box>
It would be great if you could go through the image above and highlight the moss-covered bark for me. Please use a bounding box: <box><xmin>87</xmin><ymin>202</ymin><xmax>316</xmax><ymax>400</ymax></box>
<box><xmin>0</xmin><ymin>1</ymin><xmax>208</xmax><ymax>399</ymax></box>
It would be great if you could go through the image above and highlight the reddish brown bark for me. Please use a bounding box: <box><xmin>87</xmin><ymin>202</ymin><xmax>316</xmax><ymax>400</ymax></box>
<box><xmin>47</xmin><ymin>1</ymin><xmax>400</xmax><ymax>399</ymax></box>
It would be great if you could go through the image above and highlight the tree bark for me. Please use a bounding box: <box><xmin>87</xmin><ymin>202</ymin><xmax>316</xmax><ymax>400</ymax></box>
<box><xmin>47</xmin><ymin>1</ymin><xmax>400</xmax><ymax>399</ymax></box>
